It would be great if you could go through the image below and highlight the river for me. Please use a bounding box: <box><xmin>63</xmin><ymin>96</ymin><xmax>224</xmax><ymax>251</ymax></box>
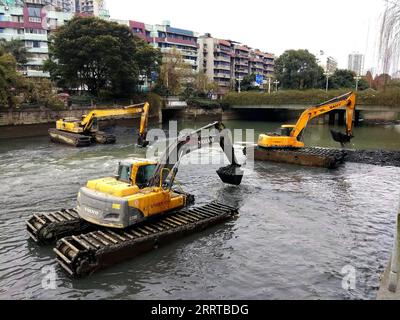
<box><xmin>0</xmin><ymin>120</ymin><xmax>399</xmax><ymax>300</ymax></box>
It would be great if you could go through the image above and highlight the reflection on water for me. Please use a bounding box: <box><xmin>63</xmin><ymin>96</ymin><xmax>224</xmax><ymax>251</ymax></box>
<box><xmin>0</xmin><ymin>120</ymin><xmax>399</xmax><ymax>300</ymax></box>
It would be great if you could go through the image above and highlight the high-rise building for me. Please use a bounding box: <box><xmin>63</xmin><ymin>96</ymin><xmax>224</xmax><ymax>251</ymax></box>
<box><xmin>348</xmin><ymin>52</ymin><xmax>364</xmax><ymax>75</ymax></box>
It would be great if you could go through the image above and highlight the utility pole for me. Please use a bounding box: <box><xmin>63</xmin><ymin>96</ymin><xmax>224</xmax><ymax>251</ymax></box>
<box><xmin>268</xmin><ymin>77</ymin><xmax>271</xmax><ymax>94</ymax></box>
<box><xmin>324</xmin><ymin>71</ymin><xmax>332</xmax><ymax>92</ymax></box>
<box><xmin>354</xmin><ymin>75</ymin><xmax>362</xmax><ymax>91</ymax></box>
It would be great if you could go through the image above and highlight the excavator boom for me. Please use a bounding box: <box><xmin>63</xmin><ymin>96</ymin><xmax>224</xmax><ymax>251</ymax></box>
<box><xmin>148</xmin><ymin>121</ymin><xmax>243</xmax><ymax>188</ymax></box>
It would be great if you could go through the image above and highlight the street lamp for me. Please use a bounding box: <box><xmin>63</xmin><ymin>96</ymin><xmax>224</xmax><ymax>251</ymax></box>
<box><xmin>324</xmin><ymin>70</ymin><xmax>332</xmax><ymax>92</ymax></box>
<box><xmin>236</xmin><ymin>77</ymin><xmax>243</xmax><ymax>93</ymax></box>
<box><xmin>273</xmin><ymin>80</ymin><xmax>279</xmax><ymax>92</ymax></box>
<box><xmin>354</xmin><ymin>75</ymin><xmax>362</xmax><ymax>91</ymax></box>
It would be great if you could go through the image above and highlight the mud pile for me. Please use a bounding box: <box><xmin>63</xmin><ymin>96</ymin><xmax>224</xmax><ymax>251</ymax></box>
<box><xmin>345</xmin><ymin>150</ymin><xmax>400</xmax><ymax>167</ymax></box>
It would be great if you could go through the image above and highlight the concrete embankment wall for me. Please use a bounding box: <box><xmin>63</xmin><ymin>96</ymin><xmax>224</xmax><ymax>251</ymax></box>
<box><xmin>162</xmin><ymin>107</ymin><xmax>223</xmax><ymax>122</ymax></box>
<box><xmin>225</xmin><ymin>105</ymin><xmax>400</xmax><ymax>124</ymax></box>
<box><xmin>0</xmin><ymin>108</ymin><xmax>157</xmax><ymax>139</ymax></box>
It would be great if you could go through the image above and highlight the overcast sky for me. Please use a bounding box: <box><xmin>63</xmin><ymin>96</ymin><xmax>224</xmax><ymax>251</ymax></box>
<box><xmin>108</xmin><ymin>0</ymin><xmax>385</xmax><ymax>71</ymax></box>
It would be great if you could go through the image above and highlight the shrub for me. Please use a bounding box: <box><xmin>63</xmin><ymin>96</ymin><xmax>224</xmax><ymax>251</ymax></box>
<box><xmin>187</xmin><ymin>98</ymin><xmax>220</xmax><ymax>109</ymax></box>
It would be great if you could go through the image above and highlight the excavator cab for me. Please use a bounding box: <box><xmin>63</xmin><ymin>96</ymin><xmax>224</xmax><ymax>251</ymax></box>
<box><xmin>280</xmin><ymin>125</ymin><xmax>295</xmax><ymax>137</ymax></box>
<box><xmin>116</xmin><ymin>160</ymin><xmax>157</xmax><ymax>188</ymax></box>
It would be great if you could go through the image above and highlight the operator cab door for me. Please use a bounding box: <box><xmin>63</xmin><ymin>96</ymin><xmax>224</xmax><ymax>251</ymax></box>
<box><xmin>137</xmin><ymin>164</ymin><xmax>172</xmax><ymax>217</ymax></box>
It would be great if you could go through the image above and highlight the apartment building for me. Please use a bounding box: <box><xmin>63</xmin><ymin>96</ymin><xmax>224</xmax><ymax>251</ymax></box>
<box><xmin>77</xmin><ymin>0</ymin><xmax>109</xmax><ymax>17</ymax></box>
<box><xmin>0</xmin><ymin>2</ymin><xmax>74</xmax><ymax>77</ymax></box>
<box><xmin>0</xmin><ymin>0</ymin><xmax>109</xmax><ymax>77</ymax></box>
<box><xmin>348</xmin><ymin>52</ymin><xmax>364</xmax><ymax>75</ymax></box>
<box><xmin>118</xmin><ymin>19</ymin><xmax>199</xmax><ymax>72</ymax></box>
<box><xmin>198</xmin><ymin>33</ymin><xmax>275</xmax><ymax>94</ymax></box>
<box><xmin>317</xmin><ymin>51</ymin><xmax>338</xmax><ymax>74</ymax></box>
<box><xmin>198</xmin><ymin>34</ymin><xmax>232</xmax><ymax>92</ymax></box>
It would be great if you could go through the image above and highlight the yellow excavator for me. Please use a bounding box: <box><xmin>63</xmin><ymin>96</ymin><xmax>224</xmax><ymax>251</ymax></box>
<box><xmin>76</xmin><ymin>121</ymin><xmax>244</xmax><ymax>229</ymax></box>
<box><xmin>258</xmin><ymin>92</ymin><xmax>356</xmax><ymax>149</ymax></box>
<box><xmin>49</xmin><ymin>102</ymin><xmax>150</xmax><ymax>147</ymax></box>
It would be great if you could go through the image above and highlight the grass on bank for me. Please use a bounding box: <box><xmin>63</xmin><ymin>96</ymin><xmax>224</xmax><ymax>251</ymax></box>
<box><xmin>222</xmin><ymin>88</ymin><xmax>400</xmax><ymax>107</ymax></box>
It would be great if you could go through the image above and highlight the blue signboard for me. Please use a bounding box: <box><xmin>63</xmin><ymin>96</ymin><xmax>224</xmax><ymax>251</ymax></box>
<box><xmin>151</xmin><ymin>71</ymin><xmax>158</xmax><ymax>82</ymax></box>
<box><xmin>255</xmin><ymin>74</ymin><xmax>264</xmax><ymax>85</ymax></box>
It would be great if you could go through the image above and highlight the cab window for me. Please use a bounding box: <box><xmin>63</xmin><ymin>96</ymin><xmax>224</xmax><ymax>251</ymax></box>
<box><xmin>136</xmin><ymin>164</ymin><xmax>157</xmax><ymax>188</ymax></box>
<box><xmin>118</xmin><ymin>164</ymin><xmax>132</xmax><ymax>183</ymax></box>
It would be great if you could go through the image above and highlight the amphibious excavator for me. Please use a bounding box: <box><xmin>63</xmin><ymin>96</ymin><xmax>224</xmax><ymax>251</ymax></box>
<box><xmin>27</xmin><ymin>121</ymin><xmax>244</xmax><ymax>277</ymax></box>
<box><xmin>49</xmin><ymin>102</ymin><xmax>150</xmax><ymax>147</ymax></box>
<box><xmin>255</xmin><ymin>92</ymin><xmax>357</xmax><ymax>168</ymax></box>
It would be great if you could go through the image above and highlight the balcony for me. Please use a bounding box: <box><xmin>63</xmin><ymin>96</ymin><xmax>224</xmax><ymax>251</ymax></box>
<box><xmin>26</xmin><ymin>70</ymin><xmax>50</xmax><ymax>78</ymax></box>
<box><xmin>214</xmin><ymin>64</ymin><xmax>230</xmax><ymax>71</ymax></box>
<box><xmin>214</xmin><ymin>55</ymin><xmax>230</xmax><ymax>63</ymax></box>
<box><xmin>0</xmin><ymin>33</ymin><xmax>24</xmax><ymax>41</ymax></box>
<box><xmin>214</xmin><ymin>72</ymin><xmax>230</xmax><ymax>79</ymax></box>
<box><xmin>26</xmin><ymin>58</ymin><xmax>45</xmax><ymax>66</ymax></box>
<box><xmin>181</xmin><ymin>49</ymin><xmax>198</xmax><ymax>57</ymax></box>
<box><xmin>28</xmin><ymin>47</ymin><xmax>48</xmax><ymax>54</ymax></box>
<box><xmin>24</xmin><ymin>33</ymin><xmax>48</xmax><ymax>41</ymax></box>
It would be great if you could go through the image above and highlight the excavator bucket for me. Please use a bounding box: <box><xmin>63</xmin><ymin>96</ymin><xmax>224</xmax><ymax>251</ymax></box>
<box><xmin>330</xmin><ymin>130</ymin><xmax>353</xmax><ymax>146</ymax></box>
<box><xmin>216</xmin><ymin>165</ymin><xmax>244</xmax><ymax>186</ymax></box>
<box><xmin>137</xmin><ymin>134</ymin><xmax>149</xmax><ymax>148</ymax></box>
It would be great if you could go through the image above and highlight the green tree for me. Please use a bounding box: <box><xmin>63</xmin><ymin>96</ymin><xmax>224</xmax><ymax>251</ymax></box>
<box><xmin>275</xmin><ymin>49</ymin><xmax>324</xmax><ymax>89</ymax></box>
<box><xmin>236</xmin><ymin>73</ymin><xmax>259</xmax><ymax>91</ymax></box>
<box><xmin>156</xmin><ymin>47</ymin><xmax>192</xmax><ymax>96</ymax></box>
<box><xmin>44</xmin><ymin>16</ymin><xmax>160</xmax><ymax>98</ymax></box>
<box><xmin>0</xmin><ymin>48</ymin><xmax>25</xmax><ymax>108</ymax></box>
<box><xmin>0</xmin><ymin>39</ymin><xmax>28</xmax><ymax>66</ymax></box>
<box><xmin>329</xmin><ymin>69</ymin><xmax>356</xmax><ymax>89</ymax></box>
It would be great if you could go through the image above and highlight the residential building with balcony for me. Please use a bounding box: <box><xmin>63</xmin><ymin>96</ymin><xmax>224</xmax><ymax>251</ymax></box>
<box><xmin>317</xmin><ymin>51</ymin><xmax>338</xmax><ymax>74</ymax></box>
<box><xmin>120</xmin><ymin>19</ymin><xmax>199</xmax><ymax>72</ymax></box>
<box><xmin>198</xmin><ymin>34</ymin><xmax>275</xmax><ymax>93</ymax></box>
<box><xmin>0</xmin><ymin>0</ymin><xmax>108</xmax><ymax>77</ymax></box>
<box><xmin>77</xmin><ymin>0</ymin><xmax>109</xmax><ymax>18</ymax></box>
<box><xmin>198</xmin><ymin>33</ymin><xmax>233</xmax><ymax>94</ymax></box>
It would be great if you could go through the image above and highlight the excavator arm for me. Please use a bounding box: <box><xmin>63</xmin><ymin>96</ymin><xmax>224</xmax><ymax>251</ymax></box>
<box><xmin>291</xmin><ymin>92</ymin><xmax>356</xmax><ymax>144</ymax></box>
<box><xmin>81</xmin><ymin>102</ymin><xmax>150</xmax><ymax>146</ymax></box>
<box><xmin>148</xmin><ymin>121</ymin><xmax>244</xmax><ymax>188</ymax></box>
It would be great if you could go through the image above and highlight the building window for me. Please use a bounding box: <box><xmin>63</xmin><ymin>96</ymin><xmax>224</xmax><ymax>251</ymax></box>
<box><xmin>27</xmin><ymin>7</ymin><xmax>41</xmax><ymax>18</ymax></box>
<box><xmin>0</xmin><ymin>13</ymin><xmax>4</xmax><ymax>22</ymax></box>
<box><xmin>11</xmin><ymin>15</ymin><xmax>24</xmax><ymax>23</ymax></box>
<box><xmin>33</xmin><ymin>41</ymin><xmax>40</xmax><ymax>48</ymax></box>
<box><xmin>0</xmin><ymin>28</ymin><xmax>4</xmax><ymax>34</ymax></box>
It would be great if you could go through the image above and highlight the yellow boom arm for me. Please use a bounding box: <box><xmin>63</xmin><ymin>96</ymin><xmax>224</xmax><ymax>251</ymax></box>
<box><xmin>290</xmin><ymin>92</ymin><xmax>356</xmax><ymax>140</ymax></box>
<box><xmin>81</xmin><ymin>102</ymin><xmax>150</xmax><ymax>136</ymax></box>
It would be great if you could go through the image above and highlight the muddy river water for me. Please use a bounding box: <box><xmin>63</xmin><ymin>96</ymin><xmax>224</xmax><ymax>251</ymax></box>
<box><xmin>0</xmin><ymin>120</ymin><xmax>399</xmax><ymax>299</ymax></box>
